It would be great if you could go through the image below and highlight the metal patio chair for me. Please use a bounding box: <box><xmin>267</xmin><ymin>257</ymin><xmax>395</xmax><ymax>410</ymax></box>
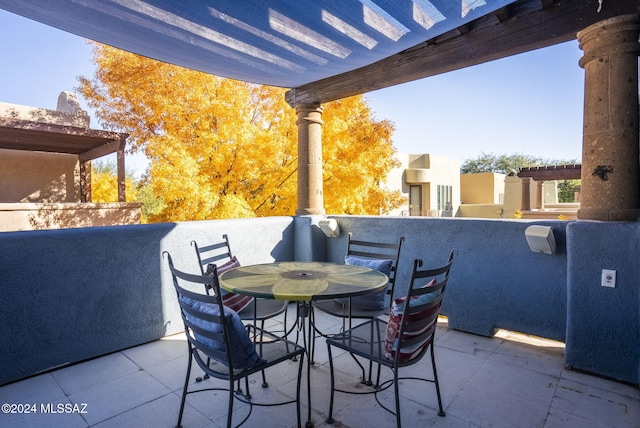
<box><xmin>311</xmin><ymin>234</ymin><xmax>404</xmax><ymax>384</ymax></box>
<box><xmin>326</xmin><ymin>251</ymin><xmax>455</xmax><ymax>428</ymax></box>
<box><xmin>192</xmin><ymin>235</ymin><xmax>289</xmax><ymax>333</ymax></box>
<box><xmin>191</xmin><ymin>235</ymin><xmax>290</xmax><ymax>385</ymax></box>
<box><xmin>165</xmin><ymin>252</ymin><xmax>305</xmax><ymax>428</ymax></box>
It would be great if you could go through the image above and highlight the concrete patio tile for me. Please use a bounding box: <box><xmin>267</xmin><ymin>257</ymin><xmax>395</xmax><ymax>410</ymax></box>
<box><xmin>120</xmin><ymin>334</ymin><xmax>192</xmax><ymax>393</ymax></box>
<box><xmin>178</xmin><ymin>379</ymin><xmax>258</xmax><ymax>426</ymax></box>
<box><xmin>326</xmin><ymin>386</ymin><xmax>446</xmax><ymax>428</ymax></box>
<box><xmin>322</xmin><ymin>390</ymin><xmax>399</xmax><ymax>428</ymax></box>
<box><xmin>396</xmin><ymin>365</ymin><xmax>469</xmax><ymax>412</ymax></box>
<box><xmin>375</xmin><ymin>379</ymin><xmax>447</xmax><ymax>419</ymax></box>
<box><xmin>67</xmin><ymin>370</ymin><xmax>171</xmax><ymax>426</ymax></box>
<box><xmin>209</xmin><ymin>389</ymin><xmax>304</xmax><ymax>428</ymax></box>
<box><xmin>323</xmin><ymin>347</ymin><xmax>394</xmax><ymax>387</ymax></box>
<box><xmin>312</xmin><ymin>360</ymin><xmax>380</xmax><ymax>418</ymax></box>
<box><xmin>121</xmin><ymin>333</ymin><xmax>186</xmax><ymax>369</ymax></box>
<box><xmin>0</xmin><ymin>395</ymin><xmax>88</xmax><ymax>428</ymax></box>
<box><xmin>2</xmin><ymin>309</ymin><xmax>639</xmax><ymax>428</ymax></box>
<box><xmin>173</xmin><ymin>368</ymin><xmax>302</xmax><ymax>426</ymax></box>
<box><xmin>50</xmin><ymin>352</ymin><xmax>141</xmax><ymax>396</ymax></box>
<box><xmin>445</xmin><ymin>381</ymin><xmax>551</xmax><ymax>428</ymax></box>
<box><xmin>464</xmin><ymin>357</ymin><xmax>558</xmax><ymax>407</ymax></box>
<box><xmin>93</xmin><ymin>392</ymin><xmax>209</xmax><ymax>428</ymax></box>
<box><xmin>560</xmin><ymin>367</ymin><xmax>640</xmax><ymax>399</ymax></box>
<box><xmin>431</xmin><ymin>346</ymin><xmax>487</xmax><ymax>382</ymax></box>
<box><xmin>435</xmin><ymin>372</ymin><xmax>475</xmax><ymax>411</ymax></box>
<box><xmin>303</xmin><ymin>363</ymin><xmax>341</xmax><ymax>416</ymax></box>
<box><xmin>491</xmin><ymin>338</ymin><xmax>565</xmax><ymax>378</ymax></box>
<box><xmin>0</xmin><ymin>374</ymin><xmax>91</xmax><ymax>428</ymax></box>
<box><xmin>0</xmin><ymin>373</ymin><xmax>66</xmax><ymax>404</ymax></box>
<box><xmin>309</xmin><ymin>311</ymin><xmax>346</xmax><ymax>335</ymax></box>
<box><xmin>551</xmin><ymin>377</ymin><xmax>640</xmax><ymax>428</ymax></box>
<box><xmin>321</xmin><ymin>343</ymin><xmax>464</xmax><ymax>414</ymax></box>
<box><xmin>435</xmin><ymin>328</ymin><xmax>501</xmax><ymax>359</ymax></box>
<box><xmin>543</xmin><ymin>407</ymin><xmax>610</xmax><ymax>428</ymax></box>
<box><xmin>141</xmin><ymin>352</ymin><xmax>189</xmax><ymax>393</ymax></box>
<box><xmin>429</xmin><ymin>413</ymin><xmax>483</xmax><ymax>427</ymax></box>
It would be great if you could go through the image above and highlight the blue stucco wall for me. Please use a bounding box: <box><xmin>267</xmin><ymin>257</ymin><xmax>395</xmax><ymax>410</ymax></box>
<box><xmin>1</xmin><ymin>215</ymin><xmax>638</xmax><ymax>386</ymax></box>
<box><xmin>0</xmin><ymin>217</ymin><xmax>295</xmax><ymax>386</ymax></box>
<box><xmin>326</xmin><ymin>216</ymin><xmax>568</xmax><ymax>342</ymax></box>
<box><xmin>566</xmin><ymin>221</ymin><xmax>640</xmax><ymax>385</ymax></box>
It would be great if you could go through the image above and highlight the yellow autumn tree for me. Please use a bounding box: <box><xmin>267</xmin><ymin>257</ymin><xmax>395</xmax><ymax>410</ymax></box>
<box><xmin>78</xmin><ymin>43</ymin><xmax>404</xmax><ymax>221</ymax></box>
<box><xmin>322</xmin><ymin>96</ymin><xmax>404</xmax><ymax>214</ymax></box>
<box><xmin>91</xmin><ymin>160</ymin><xmax>138</xmax><ymax>203</ymax></box>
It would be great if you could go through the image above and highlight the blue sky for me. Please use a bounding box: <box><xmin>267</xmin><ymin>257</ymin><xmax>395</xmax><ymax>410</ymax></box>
<box><xmin>1</xmin><ymin>9</ymin><xmax>584</xmax><ymax>177</ymax></box>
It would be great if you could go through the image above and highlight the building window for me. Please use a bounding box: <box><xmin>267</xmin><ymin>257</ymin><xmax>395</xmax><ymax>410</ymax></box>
<box><xmin>437</xmin><ymin>184</ymin><xmax>452</xmax><ymax>211</ymax></box>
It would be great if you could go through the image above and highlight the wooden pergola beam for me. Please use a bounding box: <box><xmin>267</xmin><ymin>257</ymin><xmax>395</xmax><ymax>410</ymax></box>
<box><xmin>518</xmin><ymin>164</ymin><xmax>582</xmax><ymax>180</ymax></box>
<box><xmin>285</xmin><ymin>0</ymin><xmax>635</xmax><ymax>107</ymax></box>
<box><xmin>0</xmin><ymin>117</ymin><xmax>129</xmax><ymax>203</ymax></box>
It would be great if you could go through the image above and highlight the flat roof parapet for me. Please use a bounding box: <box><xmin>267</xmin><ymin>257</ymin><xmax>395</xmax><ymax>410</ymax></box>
<box><xmin>0</xmin><ymin>94</ymin><xmax>89</xmax><ymax>129</ymax></box>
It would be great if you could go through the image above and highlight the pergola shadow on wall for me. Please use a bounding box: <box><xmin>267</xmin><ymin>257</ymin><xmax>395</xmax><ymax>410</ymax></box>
<box><xmin>0</xmin><ymin>116</ymin><xmax>129</xmax><ymax>203</ymax></box>
<box><xmin>0</xmin><ymin>111</ymin><xmax>140</xmax><ymax>231</ymax></box>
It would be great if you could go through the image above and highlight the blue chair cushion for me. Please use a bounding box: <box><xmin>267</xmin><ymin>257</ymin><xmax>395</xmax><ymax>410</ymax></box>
<box><xmin>334</xmin><ymin>256</ymin><xmax>393</xmax><ymax>311</ymax></box>
<box><xmin>180</xmin><ymin>295</ymin><xmax>265</xmax><ymax>370</ymax></box>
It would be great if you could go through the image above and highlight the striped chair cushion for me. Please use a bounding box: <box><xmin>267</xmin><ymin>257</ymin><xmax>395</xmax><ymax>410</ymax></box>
<box><xmin>207</xmin><ymin>256</ymin><xmax>254</xmax><ymax>313</ymax></box>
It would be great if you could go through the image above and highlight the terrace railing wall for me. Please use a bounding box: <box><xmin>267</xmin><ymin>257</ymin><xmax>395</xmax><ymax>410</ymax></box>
<box><xmin>1</xmin><ymin>215</ymin><xmax>638</xmax><ymax>386</ymax></box>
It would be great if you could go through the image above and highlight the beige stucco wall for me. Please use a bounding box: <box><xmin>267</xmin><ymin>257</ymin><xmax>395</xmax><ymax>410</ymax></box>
<box><xmin>0</xmin><ymin>97</ymin><xmax>91</xmax><ymax>204</ymax></box>
<box><xmin>520</xmin><ymin>208</ymin><xmax>578</xmax><ymax>220</ymax></box>
<box><xmin>0</xmin><ymin>96</ymin><xmax>142</xmax><ymax>231</ymax></box>
<box><xmin>458</xmin><ymin>204</ymin><xmax>504</xmax><ymax>219</ymax></box>
<box><xmin>0</xmin><ymin>100</ymin><xmax>90</xmax><ymax>128</ymax></box>
<box><xmin>0</xmin><ymin>202</ymin><xmax>142</xmax><ymax>231</ymax></box>
<box><xmin>406</xmin><ymin>154</ymin><xmax>461</xmax><ymax>216</ymax></box>
<box><xmin>384</xmin><ymin>153</ymin><xmax>461</xmax><ymax>217</ymax></box>
<box><xmin>503</xmin><ymin>175</ymin><xmax>538</xmax><ymax>217</ymax></box>
<box><xmin>381</xmin><ymin>153</ymin><xmax>409</xmax><ymax>216</ymax></box>
<box><xmin>460</xmin><ymin>172</ymin><xmax>506</xmax><ymax>204</ymax></box>
<box><xmin>544</xmin><ymin>181</ymin><xmax>559</xmax><ymax>204</ymax></box>
<box><xmin>0</xmin><ymin>148</ymin><xmax>79</xmax><ymax>203</ymax></box>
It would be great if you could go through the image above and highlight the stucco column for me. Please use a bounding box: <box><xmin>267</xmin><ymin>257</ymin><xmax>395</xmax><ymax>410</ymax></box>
<box><xmin>520</xmin><ymin>177</ymin><xmax>532</xmax><ymax>211</ymax></box>
<box><xmin>296</xmin><ymin>103</ymin><xmax>325</xmax><ymax>216</ymax></box>
<box><xmin>535</xmin><ymin>181</ymin><xmax>544</xmax><ymax>210</ymax></box>
<box><xmin>577</xmin><ymin>15</ymin><xmax>640</xmax><ymax>221</ymax></box>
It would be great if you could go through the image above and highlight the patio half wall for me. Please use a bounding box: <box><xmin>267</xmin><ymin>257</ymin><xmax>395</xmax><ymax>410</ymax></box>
<box><xmin>0</xmin><ymin>215</ymin><xmax>638</xmax><ymax>386</ymax></box>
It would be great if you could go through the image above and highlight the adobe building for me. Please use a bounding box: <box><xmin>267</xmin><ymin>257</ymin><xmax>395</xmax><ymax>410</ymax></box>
<box><xmin>385</xmin><ymin>153</ymin><xmax>460</xmax><ymax>217</ymax></box>
<box><xmin>0</xmin><ymin>92</ymin><xmax>141</xmax><ymax>231</ymax></box>
<box><xmin>386</xmin><ymin>153</ymin><xmax>578</xmax><ymax>220</ymax></box>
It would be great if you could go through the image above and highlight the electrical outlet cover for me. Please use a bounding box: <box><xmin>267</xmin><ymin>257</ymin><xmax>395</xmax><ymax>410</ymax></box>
<box><xmin>601</xmin><ymin>269</ymin><xmax>616</xmax><ymax>288</ymax></box>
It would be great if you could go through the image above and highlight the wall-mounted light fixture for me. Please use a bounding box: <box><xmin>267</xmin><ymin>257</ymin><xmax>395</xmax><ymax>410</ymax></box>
<box><xmin>318</xmin><ymin>218</ymin><xmax>340</xmax><ymax>238</ymax></box>
<box><xmin>525</xmin><ymin>225</ymin><xmax>556</xmax><ymax>255</ymax></box>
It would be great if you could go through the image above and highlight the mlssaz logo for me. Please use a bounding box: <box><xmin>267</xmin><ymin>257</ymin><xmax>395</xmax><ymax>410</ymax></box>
<box><xmin>40</xmin><ymin>403</ymin><xmax>88</xmax><ymax>414</ymax></box>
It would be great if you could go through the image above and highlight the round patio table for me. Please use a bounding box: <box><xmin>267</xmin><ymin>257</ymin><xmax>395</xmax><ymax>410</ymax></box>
<box><xmin>218</xmin><ymin>261</ymin><xmax>389</xmax><ymax>301</ymax></box>
<box><xmin>218</xmin><ymin>261</ymin><xmax>389</xmax><ymax>428</ymax></box>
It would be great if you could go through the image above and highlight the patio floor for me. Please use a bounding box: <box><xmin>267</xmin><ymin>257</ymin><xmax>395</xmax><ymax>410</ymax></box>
<box><xmin>1</xmin><ymin>304</ymin><xmax>639</xmax><ymax>428</ymax></box>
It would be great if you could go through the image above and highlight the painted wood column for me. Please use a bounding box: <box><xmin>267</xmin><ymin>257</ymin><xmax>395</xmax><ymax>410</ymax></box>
<box><xmin>295</xmin><ymin>103</ymin><xmax>325</xmax><ymax>215</ymax></box>
<box><xmin>80</xmin><ymin>160</ymin><xmax>91</xmax><ymax>203</ymax></box>
<box><xmin>117</xmin><ymin>138</ymin><xmax>127</xmax><ymax>202</ymax></box>
<box><xmin>577</xmin><ymin>15</ymin><xmax>640</xmax><ymax>221</ymax></box>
